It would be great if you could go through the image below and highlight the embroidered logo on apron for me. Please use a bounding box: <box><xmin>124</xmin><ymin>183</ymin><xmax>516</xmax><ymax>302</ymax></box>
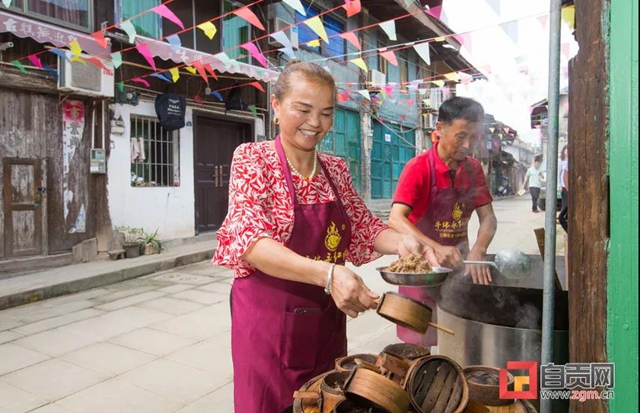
<box><xmin>325</xmin><ymin>221</ymin><xmax>343</xmax><ymax>251</ymax></box>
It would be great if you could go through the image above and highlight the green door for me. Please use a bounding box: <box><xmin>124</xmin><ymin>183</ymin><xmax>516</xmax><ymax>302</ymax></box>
<box><xmin>371</xmin><ymin>121</ymin><xmax>416</xmax><ymax>199</ymax></box>
<box><xmin>319</xmin><ymin>108</ymin><xmax>362</xmax><ymax>193</ymax></box>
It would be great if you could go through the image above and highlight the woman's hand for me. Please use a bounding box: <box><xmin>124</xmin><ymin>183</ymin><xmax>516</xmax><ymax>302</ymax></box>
<box><xmin>330</xmin><ymin>266</ymin><xmax>379</xmax><ymax>318</ymax></box>
<box><xmin>433</xmin><ymin>243</ymin><xmax>463</xmax><ymax>270</ymax></box>
<box><xmin>398</xmin><ymin>234</ymin><xmax>440</xmax><ymax>267</ymax></box>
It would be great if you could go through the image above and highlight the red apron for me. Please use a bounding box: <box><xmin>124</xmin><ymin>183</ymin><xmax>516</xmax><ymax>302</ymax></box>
<box><xmin>398</xmin><ymin>147</ymin><xmax>475</xmax><ymax>347</ymax></box>
<box><xmin>231</xmin><ymin>136</ymin><xmax>351</xmax><ymax>413</ymax></box>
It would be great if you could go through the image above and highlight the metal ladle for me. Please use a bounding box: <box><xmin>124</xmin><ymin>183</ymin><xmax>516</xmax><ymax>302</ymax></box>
<box><xmin>464</xmin><ymin>249</ymin><xmax>531</xmax><ymax>279</ymax></box>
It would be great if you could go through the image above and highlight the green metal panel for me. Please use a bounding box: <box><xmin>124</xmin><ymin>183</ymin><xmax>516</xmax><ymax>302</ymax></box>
<box><xmin>319</xmin><ymin>108</ymin><xmax>362</xmax><ymax>193</ymax></box>
<box><xmin>370</xmin><ymin>121</ymin><xmax>416</xmax><ymax>199</ymax></box>
<box><xmin>608</xmin><ymin>0</ymin><xmax>639</xmax><ymax>411</ymax></box>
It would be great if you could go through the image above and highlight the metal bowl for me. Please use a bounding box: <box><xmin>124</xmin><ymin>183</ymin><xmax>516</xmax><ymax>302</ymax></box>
<box><xmin>377</xmin><ymin>266</ymin><xmax>453</xmax><ymax>287</ymax></box>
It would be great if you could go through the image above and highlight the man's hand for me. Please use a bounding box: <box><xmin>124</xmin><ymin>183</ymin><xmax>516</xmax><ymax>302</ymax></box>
<box><xmin>465</xmin><ymin>248</ymin><xmax>492</xmax><ymax>285</ymax></box>
<box><xmin>433</xmin><ymin>244</ymin><xmax>463</xmax><ymax>270</ymax></box>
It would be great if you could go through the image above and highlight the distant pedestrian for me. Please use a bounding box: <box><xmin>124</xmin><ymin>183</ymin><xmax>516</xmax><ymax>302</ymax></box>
<box><xmin>558</xmin><ymin>145</ymin><xmax>569</xmax><ymax>231</ymax></box>
<box><xmin>522</xmin><ymin>155</ymin><xmax>545</xmax><ymax>213</ymax></box>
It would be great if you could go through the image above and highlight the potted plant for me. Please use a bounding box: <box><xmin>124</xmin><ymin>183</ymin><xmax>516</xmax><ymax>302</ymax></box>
<box><xmin>142</xmin><ymin>228</ymin><xmax>163</xmax><ymax>255</ymax></box>
<box><xmin>116</xmin><ymin>226</ymin><xmax>144</xmax><ymax>258</ymax></box>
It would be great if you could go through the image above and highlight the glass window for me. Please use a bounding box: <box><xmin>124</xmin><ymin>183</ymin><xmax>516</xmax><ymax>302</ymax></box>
<box><xmin>130</xmin><ymin>116</ymin><xmax>180</xmax><ymax>188</ymax></box>
<box><xmin>9</xmin><ymin>0</ymin><xmax>92</xmax><ymax>31</ymax></box>
<box><xmin>223</xmin><ymin>0</ymin><xmax>251</xmax><ymax>63</ymax></box>
<box><xmin>117</xmin><ymin>0</ymin><xmax>161</xmax><ymax>39</ymax></box>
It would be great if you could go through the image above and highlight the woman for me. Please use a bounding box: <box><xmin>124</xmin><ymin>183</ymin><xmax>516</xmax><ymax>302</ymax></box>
<box><xmin>558</xmin><ymin>145</ymin><xmax>569</xmax><ymax>231</ymax></box>
<box><xmin>212</xmin><ymin>61</ymin><xmax>438</xmax><ymax>413</ymax></box>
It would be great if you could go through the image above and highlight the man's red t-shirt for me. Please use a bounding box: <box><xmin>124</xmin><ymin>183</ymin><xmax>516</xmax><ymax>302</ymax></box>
<box><xmin>393</xmin><ymin>142</ymin><xmax>493</xmax><ymax>224</ymax></box>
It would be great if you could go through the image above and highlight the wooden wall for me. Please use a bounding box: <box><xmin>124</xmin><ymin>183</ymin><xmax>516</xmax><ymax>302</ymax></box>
<box><xmin>568</xmin><ymin>0</ymin><xmax>609</xmax><ymax>411</ymax></box>
<box><xmin>0</xmin><ymin>88</ymin><xmax>98</xmax><ymax>257</ymax></box>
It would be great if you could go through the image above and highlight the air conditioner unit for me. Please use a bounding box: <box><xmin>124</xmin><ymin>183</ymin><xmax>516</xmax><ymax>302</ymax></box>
<box><xmin>58</xmin><ymin>51</ymin><xmax>115</xmax><ymax>97</ymax></box>
<box><xmin>367</xmin><ymin>69</ymin><xmax>386</xmax><ymax>88</ymax></box>
<box><xmin>268</xmin><ymin>18</ymin><xmax>299</xmax><ymax>50</ymax></box>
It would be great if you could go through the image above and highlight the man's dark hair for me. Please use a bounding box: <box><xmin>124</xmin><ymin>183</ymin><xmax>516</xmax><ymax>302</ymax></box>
<box><xmin>437</xmin><ymin>97</ymin><xmax>485</xmax><ymax>125</ymax></box>
<box><xmin>534</xmin><ymin>154</ymin><xmax>543</xmax><ymax>163</ymax></box>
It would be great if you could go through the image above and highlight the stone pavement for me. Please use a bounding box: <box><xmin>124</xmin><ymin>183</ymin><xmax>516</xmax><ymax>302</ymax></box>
<box><xmin>0</xmin><ymin>197</ymin><xmax>565</xmax><ymax>412</ymax></box>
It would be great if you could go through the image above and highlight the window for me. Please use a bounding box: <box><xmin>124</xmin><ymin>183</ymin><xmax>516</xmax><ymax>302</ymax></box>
<box><xmin>223</xmin><ymin>1</ymin><xmax>251</xmax><ymax>63</ymax></box>
<box><xmin>130</xmin><ymin>116</ymin><xmax>180</xmax><ymax>187</ymax></box>
<box><xmin>116</xmin><ymin>0</ymin><xmax>161</xmax><ymax>39</ymax></box>
<box><xmin>377</xmin><ymin>38</ymin><xmax>387</xmax><ymax>75</ymax></box>
<box><xmin>400</xmin><ymin>52</ymin><xmax>408</xmax><ymax>85</ymax></box>
<box><xmin>296</xmin><ymin>3</ymin><xmax>345</xmax><ymax>59</ymax></box>
<box><xmin>9</xmin><ymin>0</ymin><xmax>93</xmax><ymax>31</ymax></box>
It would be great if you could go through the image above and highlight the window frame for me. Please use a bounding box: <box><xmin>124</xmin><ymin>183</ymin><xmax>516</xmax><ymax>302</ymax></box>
<box><xmin>115</xmin><ymin>0</ymin><xmax>163</xmax><ymax>39</ymax></box>
<box><xmin>7</xmin><ymin>0</ymin><xmax>95</xmax><ymax>32</ymax></box>
<box><xmin>130</xmin><ymin>115</ymin><xmax>181</xmax><ymax>188</ymax></box>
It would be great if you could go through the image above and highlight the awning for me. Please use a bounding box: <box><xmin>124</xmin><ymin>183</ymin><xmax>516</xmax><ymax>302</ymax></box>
<box><xmin>0</xmin><ymin>11</ymin><xmax>110</xmax><ymax>55</ymax></box>
<box><xmin>136</xmin><ymin>36</ymin><xmax>280</xmax><ymax>84</ymax></box>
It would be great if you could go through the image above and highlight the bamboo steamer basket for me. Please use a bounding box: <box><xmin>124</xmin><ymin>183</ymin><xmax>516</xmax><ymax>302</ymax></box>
<box><xmin>404</xmin><ymin>355</ymin><xmax>469</xmax><ymax>413</ymax></box>
<box><xmin>318</xmin><ymin>371</ymin><xmax>350</xmax><ymax>413</ymax></box>
<box><xmin>382</xmin><ymin>343</ymin><xmax>431</xmax><ymax>361</ymax></box>
<box><xmin>343</xmin><ymin>366</ymin><xmax>411</xmax><ymax>413</ymax></box>
<box><xmin>335</xmin><ymin>353</ymin><xmax>378</xmax><ymax>373</ymax></box>
<box><xmin>377</xmin><ymin>292</ymin><xmax>432</xmax><ymax>333</ymax></box>
<box><xmin>464</xmin><ymin>366</ymin><xmax>514</xmax><ymax>406</ymax></box>
<box><xmin>292</xmin><ymin>371</ymin><xmax>330</xmax><ymax>413</ymax></box>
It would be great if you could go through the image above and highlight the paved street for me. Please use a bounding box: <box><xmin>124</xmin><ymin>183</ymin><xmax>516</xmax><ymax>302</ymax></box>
<box><xmin>0</xmin><ymin>197</ymin><xmax>564</xmax><ymax>412</ymax></box>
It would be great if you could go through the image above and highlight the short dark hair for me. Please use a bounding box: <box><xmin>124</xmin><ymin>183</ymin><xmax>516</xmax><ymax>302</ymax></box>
<box><xmin>437</xmin><ymin>97</ymin><xmax>485</xmax><ymax>125</ymax></box>
<box><xmin>534</xmin><ymin>154</ymin><xmax>543</xmax><ymax>163</ymax></box>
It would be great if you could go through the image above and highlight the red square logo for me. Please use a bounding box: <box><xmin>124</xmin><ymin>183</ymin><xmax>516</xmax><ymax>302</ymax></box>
<box><xmin>500</xmin><ymin>361</ymin><xmax>538</xmax><ymax>400</ymax></box>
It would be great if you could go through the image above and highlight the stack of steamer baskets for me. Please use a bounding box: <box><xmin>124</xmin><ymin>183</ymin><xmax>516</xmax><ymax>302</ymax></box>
<box><xmin>291</xmin><ymin>291</ymin><xmax>539</xmax><ymax>413</ymax></box>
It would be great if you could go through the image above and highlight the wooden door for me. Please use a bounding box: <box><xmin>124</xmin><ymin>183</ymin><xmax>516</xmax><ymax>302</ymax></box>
<box><xmin>2</xmin><ymin>158</ymin><xmax>43</xmax><ymax>257</ymax></box>
<box><xmin>194</xmin><ymin>117</ymin><xmax>250</xmax><ymax>233</ymax></box>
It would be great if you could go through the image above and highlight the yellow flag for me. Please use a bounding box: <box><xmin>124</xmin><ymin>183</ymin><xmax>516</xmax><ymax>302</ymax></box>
<box><xmin>444</xmin><ymin>72</ymin><xmax>459</xmax><ymax>82</ymax></box>
<box><xmin>350</xmin><ymin>58</ymin><xmax>368</xmax><ymax>72</ymax></box>
<box><xmin>69</xmin><ymin>39</ymin><xmax>83</xmax><ymax>57</ymax></box>
<box><xmin>432</xmin><ymin>80</ymin><xmax>445</xmax><ymax>87</ymax></box>
<box><xmin>306</xmin><ymin>39</ymin><xmax>321</xmax><ymax>47</ymax></box>
<box><xmin>170</xmin><ymin>68</ymin><xmax>180</xmax><ymax>82</ymax></box>
<box><xmin>197</xmin><ymin>21</ymin><xmax>218</xmax><ymax>40</ymax></box>
<box><xmin>434</xmin><ymin>36</ymin><xmax>446</xmax><ymax>42</ymax></box>
<box><xmin>304</xmin><ymin>16</ymin><xmax>329</xmax><ymax>43</ymax></box>
<box><xmin>186</xmin><ymin>66</ymin><xmax>197</xmax><ymax>74</ymax></box>
<box><xmin>561</xmin><ymin>6</ymin><xmax>575</xmax><ymax>30</ymax></box>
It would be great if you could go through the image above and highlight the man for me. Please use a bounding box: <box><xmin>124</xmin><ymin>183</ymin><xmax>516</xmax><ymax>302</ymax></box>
<box><xmin>389</xmin><ymin>97</ymin><xmax>498</xmax><ymax>348</ymax></box>
<box><xmin>522</xmin><ymin>155</ymin><xmax>545</xmax><ymax>213</ymax></box>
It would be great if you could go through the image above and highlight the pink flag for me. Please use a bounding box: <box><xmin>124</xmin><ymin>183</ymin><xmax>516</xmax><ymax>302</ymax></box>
<box><xmin>249</xmin><ymin>81</ymin><xmax>265</xmax><ymax>92</ymax></box>
<box><xmin>86</xmin><ymin>57</ymin><xmax>111</xmax><ymax>73</ymax></box>
<box><xmin>339</xmin><ymin>32</ymin><xmax>361</xmax><ymax>50</ymax></box>
<box><xmin>194</xmin><ymin>95</ymin><xmax>203</xmax><ymax>104</ymax></box>
<box><xmin>192</xmin><ymin>61</ymin><xmax>209</xmax><ymax>83</ymax></box>
<box><xmin>132</xmin><ymin>78</ymin><xmax>150</xmax><ymax>87</ymax></box>
<box><xmin>152</xmin><ymin>4</ymin><xmax>185</xmax><ymax>29</ymax></box>
<box><xmin>454</xmin><ymin>33</ymin><xmax>472</xmax><ymax>53</ymax></box>
<box><xmin>92</xmin><ymin>31</ymin><xmax>109</xmax><ymax>48</ymax></box>
<box><xmin>400</xmin><ymin>115</ymin><xmax>407</xmax><ymax>121</ymax></box>
<box><xmin>241</xmin><ymin>42</ymin><xmax>268</xmax><ymax>69</ymax></box>
<box><xmin>379</xmin><ymin>50</ymin><xmax>398</xmax><ymax>66</ymax></box>
<box><xmin>343</xmin><ymin>0</ymin><xmax>361</xmax><ymax>17</ymax></box>
<box><xmin>233</xmin><ymin>7</ymin><xmax>265</xmax><ymax>31</ymax></box>
<box><xmin>406</xmin><ymin>98</ymin><xmax>415</xmax><ymax>106</ymax></box>
<box><xmin>136</xmin><ymin>43</ymin><xmax>156</xmax><ymax>71</ymax></box>
<box><xmin>425</xmin><ymin>5</ymin><xmax>442</xmax><ymax>20</ymax></box>
<box><xmin>383</xmin><ymin>85</ymin><xmax>395</xmax><ymax>95</ymax></box>
<box><xmin>337</xmin><ymin>90</ymin><xmax>350</xmax><ymax>103</ymax></box>
<box><xmin>28</xmin><ymin>54</ymin><xmax>43</xmax><ymax>69</ymax></box>
<box><xmin>205</xmin><ymin>64</ymin><xmax>218</xmax><ymax>81</ymax></box>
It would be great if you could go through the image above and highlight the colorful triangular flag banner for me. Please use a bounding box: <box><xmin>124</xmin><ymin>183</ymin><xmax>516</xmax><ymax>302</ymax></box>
<box><xmin>131</xmin><ymin>77</ymin><xmax>150</xmax><ymax>87</ymax></box>
<box><xmin>197</xmin><ymin>22</ymin><xmax>218</xmax><ymax>40</ymax></box>
<box><xmin>28</xmin><ymin>54</ymin><xmax>43</xmax><ymax>69</ymax></box>
<box><xmin>92</xmin><ymin>31</ymin><xmax>109</xmax><ymax>48</ymax></box>
<box><xmin>136</xmin><ymin>43</ymin><xmax>156</xmax><ymax>70</ymax></box>
<box><xmin>304</xmin><ymin>17</ymin><xmax>329</xmax><ymax>43</ymax></box>
<box><xmin>152</xmin><ymin>4</ymin><xmax>185</xmax><ymax>29</ymax></box>
<box><xmin>119</xmin><ymin>21</ymin><xmax>137</xmax><ymax>44</ymax></box>
<box><xmin>357</xmin><ymin>90</ymin><xmax>371</xmax><ymax>100</ymax></box>
<box><xmin>233</xmin><ymin>7</ymin><xmax>265</xmax><ymax>30</ymax></box>
<box><xmin>379</xmin><ymin>20</ymin><xmax>397</xmax><ymax>41</ymax></box>
<box><xmin>379</xmin><ymin>50</ymin><xmax>398</xmax><ymax>66</ymax></box>
<box><xmin>11</xmin><ymin>60</ymin><xmax>27</xmax><ymax>74</ymax></box>
<box><xmin>413</xmin><ymin>42</ymin><xmax>431</xmax><ymax>66</ymax></box>
<box><xmin>241</xmin><ymin>42</ymin><xmax>268</xmax><ymax>68</ymax></box>
<box><xmin>167</xmin><ymin>34</ymin><xmax>182</xmax><ymax>53</ymax></box>
<box><xmin>339</xmin><ymin>31</ymin><xmax>361</xmax><ymax>50</ymax></box>
<box><xmin>343</xmin><ymin>0</ymin><xmax>361</xmax><ymax>17</ymax></box>
<box><xmin>283</xmin><ymin>0</ymin><xmax>306</xmax><ymax>16</ymax></box>
<box><xmin>111</xmin><ymin>52</ymin><xmax>122</xmax><ymax>69</ymax></box>
<box><xmin>249</xmin><ymin>81</ymin><xmax>265</xmax><ymax>92</ymax></box>
<box><xmin>69</xmin><ymin>39</ymin><xmax>82</xmax><ymax>57</ymax></box>
<box><xmin>349</xmin><ymin>57</ymin><xmax>367</xmax><ymax>71</ymax></box>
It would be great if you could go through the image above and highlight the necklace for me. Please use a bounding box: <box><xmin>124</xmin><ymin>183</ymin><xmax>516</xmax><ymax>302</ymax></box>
<box><xmin>286</xmin><ymin>153</ymin><xmax>318</xmax><ymax>182</ymax></box>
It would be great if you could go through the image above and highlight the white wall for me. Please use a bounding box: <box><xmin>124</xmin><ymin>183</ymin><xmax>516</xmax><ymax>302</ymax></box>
<box><xmin>108</xmin><ymin>101</ymin><xmax>196</xmax><ymax>240</ymax></box>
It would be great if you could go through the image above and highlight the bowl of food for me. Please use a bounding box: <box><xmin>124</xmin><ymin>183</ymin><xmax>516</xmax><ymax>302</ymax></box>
<box><xmin>377</xmin><ymin>253</ymin><xmax>452</xmax><ymax>287</ymax></box>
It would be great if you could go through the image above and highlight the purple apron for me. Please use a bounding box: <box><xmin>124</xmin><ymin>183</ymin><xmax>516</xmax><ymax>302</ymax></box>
<box><xmin>398</xmin><ymin>147</ymin><xmax>475</xmax><ymax>347</ymax></box>
<box><xmin>231</xmin><ymin>136</ymin><xmax>352</xmax><ymax>413</ymax></box>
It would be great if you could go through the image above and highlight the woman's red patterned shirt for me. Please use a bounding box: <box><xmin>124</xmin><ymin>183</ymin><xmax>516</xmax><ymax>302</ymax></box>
<box><xmin>211</xmin><ymin>141</ymin><xmax>388</xmax><ymax>278</ymax></box>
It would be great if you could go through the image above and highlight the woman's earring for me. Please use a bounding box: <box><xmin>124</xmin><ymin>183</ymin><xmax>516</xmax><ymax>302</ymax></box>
<box><xmin>274</xmin><ymin>117</ymin><xmax>280</xmax><ymax>125</ymax></box>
